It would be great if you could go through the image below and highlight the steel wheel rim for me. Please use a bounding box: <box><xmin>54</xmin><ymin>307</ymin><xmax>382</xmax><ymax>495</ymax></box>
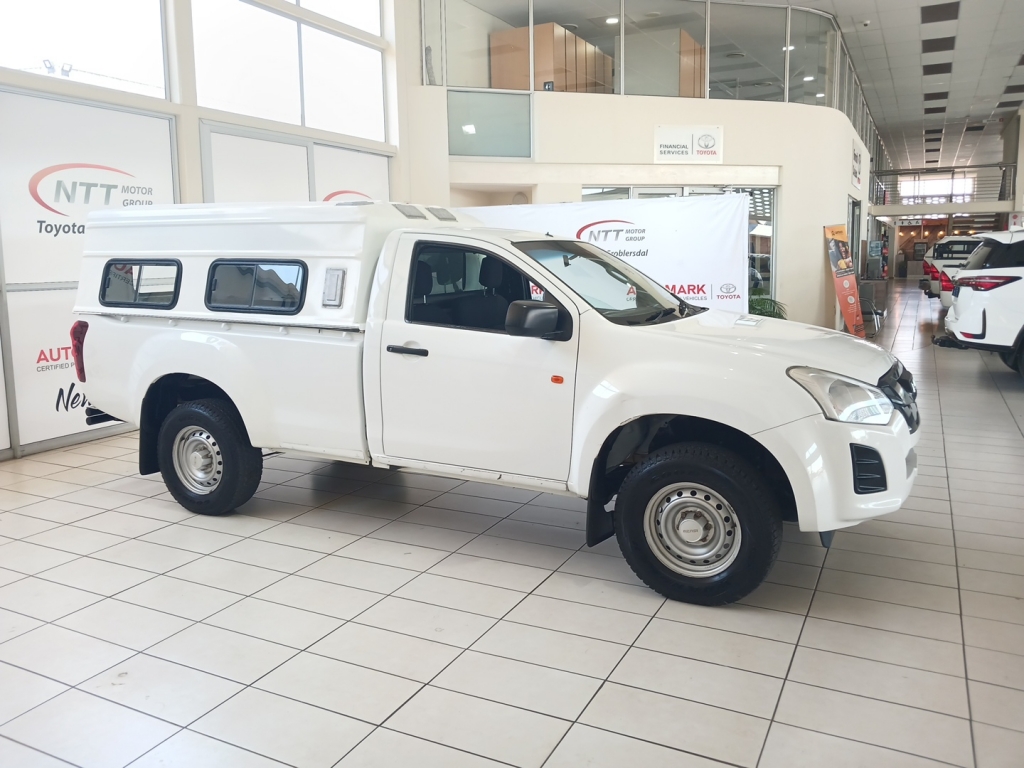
<box><xmin>644</xmin><ymin>482</ymin><xmax>741</xmax><ymax>578</ymax></box>
<box><xmin>172</xmin><ymin>426</ymin><xmax>223</xmax><ymax>495</ymax></box>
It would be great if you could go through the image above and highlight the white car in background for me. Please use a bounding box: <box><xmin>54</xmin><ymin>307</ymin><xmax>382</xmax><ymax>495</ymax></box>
<box><xmin>946</xmin><ymin>231</ymin><xmax>1024</xmax><ymax>371</ymax></box>
<box><xmin>921</xmin><ymin>236</ymin><xmax>982</xmax><ymax>298</ymax></box>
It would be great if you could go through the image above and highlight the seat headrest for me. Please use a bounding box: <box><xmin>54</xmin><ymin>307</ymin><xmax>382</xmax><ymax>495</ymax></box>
<box><xmin>479</xmin><ymin>256</ymin><xmax>504</xmax><ymax>289</ymax></box>
<box><xmin>413</xmin><ymin>261</ymin><xmax>434</xmax><ymax>296</ymax></box>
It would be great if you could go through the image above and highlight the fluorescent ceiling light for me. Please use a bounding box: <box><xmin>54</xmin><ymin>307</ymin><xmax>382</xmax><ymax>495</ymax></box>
<box><xmin>803</xmin><ymin>76</ymin><xmax>815</xmax><ymax>81</ymax></box>
<box><xmin>816</xmin><ymin>93</ymin><xmax>825</xmax><ymax>98</ymax></box>
<box><xmin>462</xmin><ymin>125</ymin><xmax>476</xmax><ymax>134</ymax></box>
<box><xmin>784</xmin><ymin>45</ymin><xmax>795</xmax><ymax>51</ymax></box>
<box><xmin>606</xmin><ymin>17</ymin><xmax>618</xmax><ymax>24</ymax></box>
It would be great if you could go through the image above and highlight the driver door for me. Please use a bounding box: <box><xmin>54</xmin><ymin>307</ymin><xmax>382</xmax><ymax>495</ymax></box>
<box><xmin>379</xmin><ymin>235</ymin><xmax>579</xmax><ymax>481</ymax></box>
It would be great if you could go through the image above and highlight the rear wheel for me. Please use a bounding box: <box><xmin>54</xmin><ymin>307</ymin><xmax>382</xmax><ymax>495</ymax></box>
<box><xmin>158</xmin><ymin>398</ymin><xmax>262</xmax><ymax>515</ymax></box>
<box><xmin>614</xmin><ymin>442</ymin><xmax>782</xmax><ymax>605</ymax></box>
<box><xmin>998</xmin><ymin>349</ymin><xmax>1019</xmax><ymax>372</ymax></box>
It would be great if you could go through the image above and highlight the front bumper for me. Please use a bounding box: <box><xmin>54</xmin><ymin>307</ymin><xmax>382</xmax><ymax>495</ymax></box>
<box><xmin>755</xmin><ymin>411</ymin><xmax>920</xmax><ymax>533</ymax></box>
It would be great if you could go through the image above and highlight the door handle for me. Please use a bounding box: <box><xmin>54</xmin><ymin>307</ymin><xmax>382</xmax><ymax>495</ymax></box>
<box><xmin>386</xmin><ymin>345</ymin><xmax>428</xmax><ymax>357</ymax></box>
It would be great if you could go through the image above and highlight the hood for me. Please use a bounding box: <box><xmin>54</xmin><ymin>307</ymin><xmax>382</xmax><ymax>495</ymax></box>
<box><xmin>639</xmin><ymin>309</ymin><xmax>896</xmax><ymax>383</ymax></box>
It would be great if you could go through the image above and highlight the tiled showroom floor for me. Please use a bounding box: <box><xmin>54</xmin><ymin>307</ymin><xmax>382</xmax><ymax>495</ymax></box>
<box><xmin>0</xmin><ymin>281</ymin><xmax>1023</xmax><ymax>768</ymax></box>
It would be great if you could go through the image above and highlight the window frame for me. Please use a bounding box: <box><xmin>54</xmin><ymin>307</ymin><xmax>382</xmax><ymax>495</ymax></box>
<box><xmin>404</xmin><ymin>241</ymin><xmax>571</xmax><ymax>338</ymax></box>
<box><xmin>205</xmin><ymin>258</ymin><xmax>309</xmax><ymax>315</ymax></box>
<box><xmin>98</xmin><ymin>258</ymin><xmax>182</xmax><ymax>309</ymax></box>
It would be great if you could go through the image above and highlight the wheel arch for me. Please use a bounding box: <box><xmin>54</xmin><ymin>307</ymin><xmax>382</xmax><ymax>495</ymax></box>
<box><xmin>584</xmin><ymin>413</ymin><xmax>798</xmax><ymax>547</ymax></box>
<box><xmin>138</xmin><ymin>373</ymin><xmax>248</xmax><ymax>475</ymax></box>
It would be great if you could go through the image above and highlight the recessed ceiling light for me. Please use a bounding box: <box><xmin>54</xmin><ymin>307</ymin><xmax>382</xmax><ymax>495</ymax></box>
<box><xmin>803</xmin><ymin>76</ymin><xmax>815</xmax><ymax>81</ymax></box>
<box><xmin>606</xmin><ymin>17</ymin><xmax>618</xmax><ymax>24</ymax></box>
<box><xmin>816</xmin><ymin>93</ymin><xmax>825</xmax><ymax>98</ymax></box>
<box><xmin>784</xmin><ymin>46</ymin><xmax>795</xmax><ymax>51</ymax></box>
<box><xmin>461</xmin><ymin>125</ymin><xmax>476</xmax><ymax>134</ymax></box>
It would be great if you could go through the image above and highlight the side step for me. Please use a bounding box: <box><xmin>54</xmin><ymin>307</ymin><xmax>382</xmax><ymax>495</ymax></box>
<box><xmin>85</xmin><ymin>407</ymin><xmax>120</xmax><ymax>426</ymax></box>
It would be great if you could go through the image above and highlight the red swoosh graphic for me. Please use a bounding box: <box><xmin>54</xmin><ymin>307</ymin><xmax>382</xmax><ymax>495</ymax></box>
<box><xmin>323</xmin><ymin>190</ymin><xmax>371</xmax><ymax>201</ymax></box>
<box><xmin>575</xmin><ymin>219</ymin><xmax>634</xmax><ymax>239</ymax></box>
<box><xmin>29</xmin><ymin>163</ymin><xmax>133</xmax><ymax>217</ymax></box>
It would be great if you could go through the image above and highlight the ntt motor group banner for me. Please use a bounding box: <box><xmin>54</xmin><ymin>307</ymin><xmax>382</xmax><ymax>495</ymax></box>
<box><xmin>459</xmin><ymin>195</ymin><xmax>749</xmax><ymax>313</ymax></box>
<box><xmin>0</xmin><ymin>90</ymin><xmax>174</xmax><ymax>444</ymax></box>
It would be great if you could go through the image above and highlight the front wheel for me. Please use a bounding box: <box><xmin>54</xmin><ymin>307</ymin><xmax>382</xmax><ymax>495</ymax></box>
<box><xmin>614</xmin><ymin>442</ymin><xmax>782</xmax><ymax>605</ymax></box>
<box><xmin>158</xmin><ymin>398</ymin><xmax>262</xmax><ymax>515</ymax></box>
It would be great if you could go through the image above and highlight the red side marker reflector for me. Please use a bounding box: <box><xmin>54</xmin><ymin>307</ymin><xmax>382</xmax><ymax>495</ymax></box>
<box><xmin>551</xmin><ymin>375</ymin><xmax>564</xmax><ymax>384</ymax></box>
<box><xmin>70</xmin><ymin>320</ymin><xmax>89</xmax><ymax>383</ymax></box>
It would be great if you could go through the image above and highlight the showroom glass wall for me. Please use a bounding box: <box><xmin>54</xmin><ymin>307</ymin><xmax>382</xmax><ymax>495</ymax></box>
<box><xmin>582</xmin><ymin>186</ymin><xmax>777</xmax><ymax>299</ymax></box>
<box><xmin>423</xmin><ymin>0</ymin><xmax>890</xmax><ymax>169</ymax></box>
<box><xmin>0</xmin><ymin>0</ymin><xmax>394</xmax><ymax>457</ymax></box>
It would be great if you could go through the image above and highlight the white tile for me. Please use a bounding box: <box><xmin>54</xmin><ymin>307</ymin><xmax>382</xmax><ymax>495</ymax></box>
<box><xmin>580</xmin><ymin>682</ymin><xmax>769</xmax><ymax>768</ymax></box>
<box><xmin>355</xmin><ymin>596</ymin><xmax>495</xmax><ymax>648</ymax></box>
<box><xmin>0</xmin><ymin>606</ymin><xmax>43</xmax><ymax>644</ymax></box>
<box><xmin>336</xmin><ymin>537</ymin><xmax>449</xmax><ymax>571</ymax></box>
<box><xmin>760</xmin><ymin>722</ymin><xmax>951</xmax><ymax>768</ymax></box>
<box><xmin>0</xmin><ymin>576</ymin><xmax>101</xmax><ymax>621</ymax></box>
<box><xmin>92</xmin><ymin>539</ymin><xmax>200</xmax><ymax>573</ymax></box>
<box><xmin>81</xmin><ymin>653</ymin><xmax>243</xmax><ymax>725</ymax></box>
<box><xmin>656</xmin><ymin>599</ymin><xmax>804</xmax><ymax>643</ymax></box>
<box><xmin>0</xmin><ymin>690</ymin><xmax>176</xmax><ymax>767</ymax></box>
<box><xmin>148</xmin><ymin>623</ymin><xmax>296</xmax><ymax>684</ymax></box>
<box><xmin>472</xmin><ymin>620</ymin><xmax>627</xmax><ymax>678</ymax></box>
<box><xmin>0</xmin><ymin>624</ymin><xmax>134</xmax><ymax>685</ymax></box>
<box><xmin>141</xmin><ymin>523</ymin><xmax>242</xmax><ymax>554</ymax></box>
<box><xmin>368</xmin><ymin>520</ymin><xmax>476</xmax><ymax>551</ymax></box>
<box><xmin>0</xmin><ymin>737</ymin><xmax>72</xmax><ymax>768</ymax></box>
<box><xmin>117</xmin><ymin>575</ymin><xmax>241</xmax><ymax>620</ymax></box>
<box><xmin>0</xmin><ymin>513</ymin><xmax>60</xmax><ymax>539</ymax></box>
<box><xmin>974</xmin><ymin>722</ymin><xmax>1024</xmax><ymax>768</ymax></box>
<box><xmin>545</xmin><ymin>723</ymin><xmax>725</xmax><ymax>768</ymax></box>
<box><xmin>612</xmin><ymin>646</ymin><xmax>783</xmax><ymax>718</ymax></box>
<box><xmin>808</xmin><ymin>591</ymin><xmax>963</xmax><ymax>643</ymax></box>
<box><xmin>387</xmin><ymin>686</ymin><xmax>570</xmax><ymax>768</ymax></box>
<box><xmin>297</xmin><ymin>555</ymin><xmax>419</xmax><ymax>593</ymax></box>
<box><xmin>37</xmin><ymin>557</ymin><xmax>153</xmax><ymax>596</ymax></box>
<box><xmin>254</xmin><ymin>574</ymin><xmax>382</xmax><ymax>620</ymax></box>
<box><xmin>534</xmin><ymin>571</ymin><xmax>664</xmax><ymax>615</ymax></box>
<box><xmin>180</xmin><ymin>513</ymin><xmax>277</xmax><ymax>537</ymax></box>
<box><xmin>394</xmin><ymin>573</ymin><xmax>525</xmax><ymax>618</ymax></box>
<box><xmin>966</xmin><ymin>646</ymin><xmax>1024</xmax><ymax>691</ymax></box>
<box><xmin>969</xmin><ymin>679</ymin><xmax>1024</xmax><ymax>733</ymax></box>
<box><xmin>290</xmin><ymin>507</ymin><xmax>390</xmax><ymax>536</ymax></box>
<box><xmin>788</xmin><ymin>646</ymin><xmax>969</xmax><ymax>717</ymax></box>
<box><xmin>428</xmin><ymin>553</ymin><xmax>551</xmax><ymax>592</ymax></box>
<box><xmin>192</xmin><ymin>688</ymin><xmax>372</xmax><ymax>768</ymax></box>
<box><xmin>774</xmin><ymin>681</ymin><xmax>974</xmax><ymax>767</ymax></box>
<box><xmin>117</xmin><ymin>497</ymin><xmax>194</xmax><ymax>522</ymax></box>
<box><xmin>256</xmin><ymin>651</ymin><xmax>420</xmax><ymax>723</ymax></box>
<box><xmin>12</xmin><ymin>499</ymin><xmax>102</xmax><ymax>524</ymax></box>
<box><xmin>56</xmin><ymin>598</ymin><xmax>192</xmax><ymax>651</ymax></box>
<box><xmin>24</xmin><ymin>524</ymin><xmax>125</xmax><ymax>555</ymax></box>
<box><xmin>58</xmin><ymin>487</ymin><xmax>144</xmax><ymax>510</ymax></box>
<box><xmin>504</xmin><ymin>595</ymin><xmax>648</xmax><ymax>645</ymax></box>
<box><xmin>213</xmin><ymin>538</ymin><xmax>325</xmax><ymax>572</ymax></box>
<box><xmin>0</xmin><ymin>662</ymin><xmax>67</xmax><ymax>724</ymax></box>
<box><xmin>0</xmin><ymin>540</ymin><xmax>78</xmax><ymax>574</ymax></box>
<box><xmin>963</xmin><ymin>616</ymin><xmax>1024</xmax><ymax>655</ymax></box>
<box><xmin>309</xmin><ymin>622</ymin><xmax>461</xmax><ymax>683</ymax></box>
<box><xmin>168</xmin><ymin>556</ymin><xmax>285</xmax><ymax>595</ymax></box>
<box><xmin>636</xmin><ymin>617</ymin><xmax>793</xmax><ymax>677</ymax></box>
<box><xmin>458</xmin><ymin>535</ymin><xmax>575</xmax><ymax>570</ymax></box>
<box><xmin>130</xmin><ymin>730</ymin><xmax>287</xmax><ymax>768</ymax></box>
<box><xmin>205</xmin><ymin>597</ymin><xmax>343</xmax><ymax>648</ymax></box>
<box><xmin>72</xmin><ymin>510</ymin><xmax>169</xmax><ymax>537</ymax></box>
<box><xmin>338</xmin><ymin>728</ymin><xmax>506</xmax><ymax>768</ymax></box>
<box><xmin>433</xmin><ymin>650</ymin><xmax>601</xmax><ymax>719</ymax></box>
<box><xmin>253</xmin><ymin>521</ymin><xmax>357</xmax><ymax>553</ymax></box>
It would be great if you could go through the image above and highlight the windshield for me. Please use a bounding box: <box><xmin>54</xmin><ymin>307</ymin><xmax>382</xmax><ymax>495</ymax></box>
<box><xmin>933</xmin><ymin>241</ymin><xmax>980</xmax><ymax>259</ymax></box>
<box><xmin>515</xmin><ymin>240</ymin><xmax>705</xmax><ymax>325</ymax></box>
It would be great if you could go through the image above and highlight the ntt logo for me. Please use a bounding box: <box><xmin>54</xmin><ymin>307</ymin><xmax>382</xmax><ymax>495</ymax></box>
<box><xmin>576</xmin><ymin>219</ymin><xmax>635</xmax><ymax>242</ymax></box>
<box><xmin>29</xmin><ymin>163</ymin><xmax>134</xmax><ymax>217</ymax></box>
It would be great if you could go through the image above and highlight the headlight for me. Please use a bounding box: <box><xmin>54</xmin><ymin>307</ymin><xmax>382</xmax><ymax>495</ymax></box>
<box><xmin>787</xmin><ymin>367</ymin><xmax>893</xmax><ymax>425</ymax></box>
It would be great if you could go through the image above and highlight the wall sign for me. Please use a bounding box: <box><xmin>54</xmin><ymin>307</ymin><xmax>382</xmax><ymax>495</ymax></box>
<box><xmin>460</xmin><ymin>195</ymin><xmax>750</xmax><ymax>314</ymax></box>
<box><xmin>653</xmin><ymin>125</ymin><xmax>724</xmax><ymax>165</ymax></box>
<box><xmin>852</xmin><ymin>143</ymin><xmax>863</xmax><ymax>189</ymax></box>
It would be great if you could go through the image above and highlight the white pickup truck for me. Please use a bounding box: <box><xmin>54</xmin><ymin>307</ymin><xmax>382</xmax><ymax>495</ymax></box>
<box><xmin>73</xmin><ymin>202</ymin><xmax>920</xmax><ymax>605</ymax></box>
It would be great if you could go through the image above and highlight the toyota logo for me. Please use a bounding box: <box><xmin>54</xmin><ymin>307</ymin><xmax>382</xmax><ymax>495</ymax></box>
<box><xmin>698</xmin><ymin>134</ymin><xmax>716</xmax><ymax>149</ymax></box>
<box><xmin>721</xmin><ymin>283</ymin><xmax>737</xmax><ymax>293</ymax></box>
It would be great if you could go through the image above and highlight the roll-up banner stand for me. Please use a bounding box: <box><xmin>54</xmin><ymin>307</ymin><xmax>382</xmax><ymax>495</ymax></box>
<box><xmin>0</xmin><ymin>90</ymin><xmax>175</xmax><ymax>448</ymax></box>
<box><xmin>458</xmin><ymin>195</ymin><xmax>750</xmax><ymax>313</ymax></box>
<box><xmin>825</xmin><ymin>224</ymin><xmax>865</xmax><ymax>338</ymax></box>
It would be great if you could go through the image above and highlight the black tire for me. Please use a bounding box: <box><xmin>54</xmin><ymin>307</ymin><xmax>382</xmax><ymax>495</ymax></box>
<box><xmin>613</xmin><ymin>442</ymin><xmax>783</xmax><ymax>605</ymax></box>
<box><xmin>157</xmin><ymin>398</ymin><xmax>262</xmax><ymax>515</ymax></box>
<box><xmin>998</xmin><ymin>349</ymin><xmax>1019</xmax><ymax>372</ymax></box>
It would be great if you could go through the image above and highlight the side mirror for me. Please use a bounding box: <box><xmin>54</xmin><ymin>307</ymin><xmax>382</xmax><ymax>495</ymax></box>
<box><xmin>505</xmin><ymin>300</ymin><xmax>559</xmax><ymax>337</ymax></box>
